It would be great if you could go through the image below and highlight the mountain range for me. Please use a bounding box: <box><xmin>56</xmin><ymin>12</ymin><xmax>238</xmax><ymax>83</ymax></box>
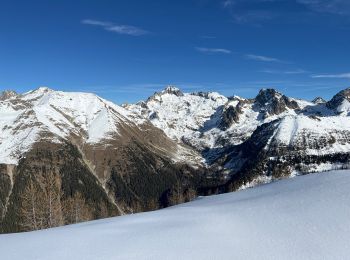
<box><xmin>1</xmin><ymin>86</ymin><xmax>350</xmax><ymax>232</ymax></box>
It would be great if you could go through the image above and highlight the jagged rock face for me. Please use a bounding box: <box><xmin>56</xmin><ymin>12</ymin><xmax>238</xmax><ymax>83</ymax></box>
<box><xmin>255</xmin><ymin>88</ymin><xmax>281</xmax><ymax>105</ymax></box>
<box><xmin>254</xmin><ymin>89</ymin><xmax>299</xmax><ymax>117</ymax></box>
<box><xmin>312</xmin><ymin>97</ymin><xmax>326</xmax><ymax>104</ymax></box>
<box><xmin>214</xmin><ymin>115</ymin><xmax>350</xmax><ymax>192</ymax></box>
<box><xmin>125</xmin><ymin>88</ymin><xmax>228</xmax><ymax>150</ymax></box>
<box><xmin>0</xmin><ymin>90</ymin><xmax>18</xmax><ymax>101</ymax></box>
<box><xmin>219</xmin><ymin>105</ymin><xmax>241</xmax><ymax>130</ymax></box>
<box><xmin>126</xmin><ymin>87</ymin><xmax>304</xmax><ymax>151</ymax></box>
<box><xmin>161</xmin><ymin>85</ymin><xmax>184</xmax><ymax>96</ymax></box>
<box><xmin>219</xmin><ymin>99</ymin><xmax>248</xmax><ymax>130</ymax></box>
<box><xmin>326</xmin><ymin>88</ymin><xmax>350</xmax><ymax>114</ymax></box>
<box><xmin>146</xmin><ymin>86</ymin><xmax>184</xmax><ymax>103</ymax></box>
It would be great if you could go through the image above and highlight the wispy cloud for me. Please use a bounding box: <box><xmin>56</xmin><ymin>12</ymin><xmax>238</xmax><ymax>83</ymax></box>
<box><xmin>222</xmin><ymin>0</ymin><xmax>234</xmax><ymax>8</ymax></box>
<box><xmin>297</xmin><ymin>0</ymin><xmax>350</xmax><ymax>15</ymax></box>
<box><xmin>220</xmin><ymin>0</ymin><xmax>277</xmax><ymax>24</ymax></box>
<box><xmin>232</xmin><ymin>11</ymin><xmax>275</xmax><ymax>25</ymax></box>
<box><xmin>246</xmin><ymin>54</ymin><xmax>284</xmax><ymax>63</ymax></box>
<box><xmin>260</xmin><ymin>68</ymin><xmax>308</xmax><ymax>74</ymax></box>
<box><xmin>196</xmin><ymin>47</ymin><xmax>232</xmax><ymax>54</ymax></box>
<box><xmin>81</xmin><ymin>19</ymin><xmax>149</xmax><ymax>36</ymax></box>
<box><xmin>200</xmin><ymin>35</ymin><xmax>217</xmax><ymax>39</ymax></box>
<box><xmin>220</xmin><ymin>0</ymin><xmax>350</xmax><ymax>26</ymax></box>
<box><xmin>311</xmin><ymin>72</ymin><xmax>350</xmax><ymax>79</ymax></box>
<box><xmin>81</xmin><ymin>20</ymin><xmax>111</xmax><ymax>27</ymax></box>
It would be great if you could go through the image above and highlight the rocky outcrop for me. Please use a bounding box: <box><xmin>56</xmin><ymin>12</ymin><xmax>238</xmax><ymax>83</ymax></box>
<box><xmin>254</xmin><ymin>88</ymin><xmax>299</xmax><ymax>118</ymax></box>
<box><xmin>161</xmin><ymin>85</ymin><xmax>184</xmax><ymax>96</ymax></box>
<box><xmin>147</xmin><ymin>86</ymin><xmax>184</xmax><ymax>102</ymax></box>
<box><xmin>312</xmin><ymin>97</ymin><xmax>326</xmax><ymax>104</ymax></box>
<box><xmin>326</xmin><ymin>88</ymin><xmax>350</xmax><ymax>112</ymax></box>
<box><xmin>219</xmin><ymin>99</ymin><xmax>249</xmax><ymax>130</ymax></box>
<box><xmin>0</xmin><ymin>90</ymin><xmax>18</xmax><ymax>101</ymax></box>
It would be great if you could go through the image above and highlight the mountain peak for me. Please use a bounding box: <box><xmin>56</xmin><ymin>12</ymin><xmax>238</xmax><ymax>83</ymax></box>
<box><xmin>255</xmin><ymin>88</ymin><xmax>282</xmax><ymax>105</ymax></box>
<box><xmin>147</xmin><ymin>85</ymin><xmax>184</xmax><ymax>102</ymax></box>
<box><xmin>255</xmin><ymin>88</ymin><xmax>298</xmax><ymax>117</ymax></box>
<box><xmin>0</xmin><ymin>90</ymin><xmax>18</xmax><ymax>100</ymax></box>
<box><xmin>312</xmin><ymin>97</ymin><xmax>326</xmax><ymax>104</ymax></box>
<box><xmin>26</xmin><ymin>86</ymin><xmax>54</xmax><ymax>96</ymax></box>
<box><xmin>161</xmin><ymin>85</ymin><xmax>183</xmax><ymax>96</ymax></box>
<box><xmin>34</xmin><ymin>86</ymin><xmax>54</xmax><ymax>93</ymax></box>
<box><xmin>327</xmin><ymin>87</ymin><xmax>350</xmax><ymax>110</ymax></box>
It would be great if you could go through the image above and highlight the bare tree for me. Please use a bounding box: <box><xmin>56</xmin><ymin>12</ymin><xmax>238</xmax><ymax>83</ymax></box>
<box><xmin>38</xmin><ymin>173</ymin><xmax>64</xmax><ymax>228</ymax></box>
<box><xmin>20</xmin><ymin>173</ymin><xmax>63</xmax><ymax>231</ymax></box>
<box><xmin>63</xmin><ymin>192</ymin><xmax>92</xmax><ymax>224</ymax></box>
<box><xmin>20</xmin><ymin>179</ymin><xmax>44</xmax><ymax>230</ymax></box>
<box><xmin>99</xmin><ymin>202</ymin><xmax>109</xmax><ymax>219</ymax></box>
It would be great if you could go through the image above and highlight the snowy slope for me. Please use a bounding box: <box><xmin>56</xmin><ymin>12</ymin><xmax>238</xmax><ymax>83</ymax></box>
<box><xmin>125</xmin><ymin>87</ymin><xmax>313</xmax><ymax>150</ymax></box>
<box><xmin>1</xmin><ymin>170</ymin><xmax>350</xmax><ymax>260</ymax></box>
<box><xmin>274</xmin><ymin>114</ymin><xmax>350</xmax><ymax>155</ymax></box>
<box><xmin>124</xmin><ymin>86</ymin><xmax>228</xmax><ymax>147</ymax></box>
<box><xmin>126</xmin><ymin>87</ymin><xmax>350</xmax><ymax>175</ymax></box>
<box><xmin>0</xmin><ymin>87</ymin><xmax>133</xmax><ymax>164</ymax></box>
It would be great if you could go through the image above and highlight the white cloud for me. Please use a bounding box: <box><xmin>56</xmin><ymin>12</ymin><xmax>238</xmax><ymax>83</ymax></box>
<box><xmin>200</xmin><ymin>35</ymin><xmax>217</xmax><ymax>39</ymax></box>
<box><xmin>81</xmin><ymin>19</ymin><xmax>149</xmax><ymax>36</ymax></box>
<box><xmin>81</xmin><ymin>19</ymin><xmax>112</xmax><ymax>27</ymax></box>
<box><xmin>222</xmin><ymin>0</ymin><xmax>235</xmax><ymax>8</ymax></box>
<box><xmin>297</xmin><ymin>0</ymin><xmax>350</xmax><ymax>15</ymax></box>
<box><xmin>246</xmin><ymin>54</ymin><xmax>283</xmax><ymax>62</ymax></box>
<box><xmin>312</xmin><ymin>73</ymin><xmax>350</xmax><ymax>79</ymax></box>
<box><xmin>106</xmin><ymin>25</ymin><xmax>149</xmax><ymax>36</ymax></box>
<box><xmin>196</xmin><ymin>47</ymin><xmax>232</xmax><ymax>54</ymax></box>
<box><xmin>220</xmin><ymin>0</ymin><xmax>350</xmax><ymax>25</ymax></box>
<box><xmin>261</xmin><ymin>69</ymin><xmax>308</xmax><ymax>74</ymax></box>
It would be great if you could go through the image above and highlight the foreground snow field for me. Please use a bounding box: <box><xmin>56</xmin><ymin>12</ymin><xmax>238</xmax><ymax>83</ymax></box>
<box><xmin>1</xmin><ymin>170</ymin><xmax>350</xmax><ymax>260</ymax></box>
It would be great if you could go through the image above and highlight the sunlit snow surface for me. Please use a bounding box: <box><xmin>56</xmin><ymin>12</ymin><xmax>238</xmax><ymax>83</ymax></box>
<box><xmin>1</xmin><ymin>170</ymin><xmax>350</xmax><ymax>260</ymax></box>
<box><xmin>0</xmin><ymin>87</ymin><xmax>132</xmax><ymax>164</ymax></box>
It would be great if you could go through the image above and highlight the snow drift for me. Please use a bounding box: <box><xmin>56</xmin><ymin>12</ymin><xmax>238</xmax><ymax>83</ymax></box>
<box><xmin>1</xmin><ymin>170</ymin><xmax>349</xmax><ymax>260</ymax></box>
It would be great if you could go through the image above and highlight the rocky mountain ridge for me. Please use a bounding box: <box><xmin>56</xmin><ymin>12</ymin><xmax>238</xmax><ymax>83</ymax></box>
<box><xmin>1</xmin><ymin>86</ymin><xmax>350</xmax><ymax>233</ymax></box>
<box><xmin>126</xmin><ymin>86</ymin><xmax>350</xmax><ymax>185</ymax></box>
<box><xmin>0</xmin><ymin>87</ymin><xmax>204</xmax><ymax>233</ymax></box>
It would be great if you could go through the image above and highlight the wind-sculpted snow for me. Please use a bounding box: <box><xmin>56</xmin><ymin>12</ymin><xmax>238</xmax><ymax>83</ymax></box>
<box><xmin>1</xmin><ymin>170</ymin><xmax>350</xmax><ymax>260</ymax></box>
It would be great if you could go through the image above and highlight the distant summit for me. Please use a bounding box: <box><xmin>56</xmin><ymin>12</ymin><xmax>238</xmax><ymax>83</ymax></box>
<box><xmin>0</xmin><ymin>90</ymin><xmax>18</xmax><ymax>100</ymax></box>
<box><xmin>312</xmin><ymin>97</ymin><xmax>326</xmax><ymax>104</ymax></box>
<box><xmin>161</xmin><ymin>85</ymin><xmax>184</xmax><ymax>96</ymax></box>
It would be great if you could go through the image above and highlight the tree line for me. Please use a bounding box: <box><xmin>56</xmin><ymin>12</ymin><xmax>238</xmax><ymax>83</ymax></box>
<box><xmin>20</xmin><ymin>172</ymin><xmax>97</xmax><ymax>231</ymax></box>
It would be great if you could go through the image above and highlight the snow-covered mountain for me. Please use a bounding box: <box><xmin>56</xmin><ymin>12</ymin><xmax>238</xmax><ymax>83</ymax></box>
<box><xmin>125</xmin><ymin>87</ymin><xmax>309</xmax><ymax>150</ymax></box>
<box><xmin>0</xmin><ymin>87</ymin><xmax>205</xmax><ymax>233</ymax></box>
<box><xmin>124</xmin><ymin>86</ymin><xmax>228</xmax><ymax>149</ymax></box>
<box><xmin>0</xmin><ymin>87</ymin><xmax>129</xmax><ymax>164</ymax></box>
<box><xmin>2</xmin><ymin>169</ymin><xmax>350</xmax><ymax>260</ymax></box>
<box><xmin>2</xmin><ymin>85</ymin><xmax>350</xmax><ymax>233</ymax></box>
<box><xmin>126</xmin><ymin>86</ymin><xmax>350</xmax><ymax>188</ymax></box>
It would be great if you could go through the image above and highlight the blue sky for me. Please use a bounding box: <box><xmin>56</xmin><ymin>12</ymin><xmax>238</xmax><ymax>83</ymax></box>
<box><xmin>0</xmin><ymin>0</ymin><xmax>349</xmax><ymax>103</ymax></box>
